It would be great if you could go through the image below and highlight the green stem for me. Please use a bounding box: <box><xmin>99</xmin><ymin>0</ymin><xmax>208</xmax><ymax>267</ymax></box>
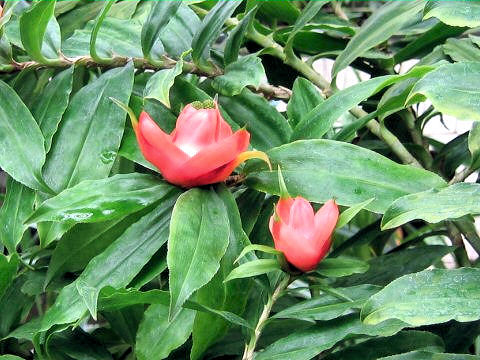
<box><xmin>242</xmin><ymin>275</ymin><xmax>290</xmax><ymax>360</ymax></box>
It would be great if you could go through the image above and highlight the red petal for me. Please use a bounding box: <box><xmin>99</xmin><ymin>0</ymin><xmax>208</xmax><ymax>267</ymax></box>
<box><xmin>172</xmin><ymin>104</ymin><xmax>232</xmax><ymax>156</ymax></box>
<box><xmin>182</xmin><ymin>129</ymin><xmax>249</xmax><ymax>177</ymax></box>
<box><xmin>314</xmin><ymin>200</ymin><xmax>339</xmax><ymax>246</ymax></box>
<box><xmin>137</xmin><ymin>112</ymin><xmax>192</xmax><ymax>185</ymax></box>
<box><xmin>275</xmin><ymin>198</ymin><xmax>294</xmax><ymax>224</ymax></box>
<box><xmin>288</xmin><ymin>197</ymin><xmax>315</xmax><ymax>233</ymax></box>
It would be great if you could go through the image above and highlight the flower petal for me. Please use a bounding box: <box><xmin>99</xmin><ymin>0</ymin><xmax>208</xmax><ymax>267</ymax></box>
<box><xmin>182</xmin><ymin>129</ymin><xmax>250</xmax><ymax>176</ymax></box>
<box><xmin>314</xmin><ymin>200</ymin><xmax>339</xmax><ymax>246</ymax></box>
<box><xmin>288</xmin><ymin>197</ymin><xmax>315</xmax><ymax>233</ymax></box>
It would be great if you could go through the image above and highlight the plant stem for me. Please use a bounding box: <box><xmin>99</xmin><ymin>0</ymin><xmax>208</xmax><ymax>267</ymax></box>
<box><xmin>449</xmin><ymin>167</ymin><xmax>475</xmax><ymax>184</ymax></box>
<box><xmin>242</xmin><ymin>275</ymin><xmax>290</xmax><ymax>360</ymax></box>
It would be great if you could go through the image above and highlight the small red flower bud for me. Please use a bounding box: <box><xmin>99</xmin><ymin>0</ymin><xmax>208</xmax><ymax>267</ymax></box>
<box><xmin>269</xmin><ymin>197</ymin><xmax>339</xmax><ymax>272</ymax></box>
<box><xmin>133</xmin><ymin>101</ymin><xmax>251</xmax><ymax>187</ymax></box>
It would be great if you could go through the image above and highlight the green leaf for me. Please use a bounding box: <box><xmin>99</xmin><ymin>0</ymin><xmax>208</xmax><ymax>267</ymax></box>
<box><xmin>322</xmin><ymin>330</ymin><xmax>445</xmax><ymax>360</ymax></box>
<box><xmin>63</xmin><ymin>18</ymin><xmax>143</xmax><ymax>58</ymax></box>
<box><xmin>191</xmin><ymin>0</ymin><xmax>242</xmax><ymax>71</ymax></box>
<box><xmin>255</xmin><ymin>314</ymin><xmax>407</xmax><ymax>360</ymax></box>
<box><xmin>168</xmin><ymin>188</ymin><xmax>230</xmax><ymax>320</ymax></box>
<box><xmin>38</xmin><ymin>191</ymin><xmax>179</xmax><ymax>332</ymax></box>
<box><xmin>443</xmin><ymin>38</ymin><xmax>480</xmax><ymax>62</ymax></box>
<box><xmin>406</xmin><ymin>62</ymin><xmax>480</xmax><ymax>122</ymax></box>
<box><xmin>212</xmin><ymin>55</ymin><xmax>266</xmax><ymax>96</ymax></box>
<box><xmin>292</xmin><ymin>66</ymin><xmax>435</xmax><ymax>140</ymax></box>
<box><xmin>27</xmin><ymin>173</ymin><xmax>173</xmax><ymax>225</ymax></box>
<box><xmin>284</xmin><ymin>0</ymin><xmax>329</xmax><ymax>58</ymax></box>
<box><xmin>0</xmin><ymin>177</ymin><xmax>34</xmax><ymax>254</ymax></box>
<box><xmin>136</xmin><ymin>304</ymin><xmax>195</xmax><ymax>360</ymax></box>
<box><xmin>141</xmin><ymin>0</ymin><xmax>182</xmax><ymax>61</ymax></box>
<box><xmin>0</xmin><ymin>356</ymin><xmax>25</xmax><ymax>360</ymax></box>
<box><xmin>46</xmin><ymin>206</ymin><xmax>154</xmax><ymax>286</ymax></box>
<box><xmin>382</xmin><ymin>183</ymin><xmax>480</xmax><ymax>230</ymax></box>
<box><xmin>219</xmin><ymin>88</ymin><xmax>292</xmax><ymax>151</ymax></box>
<box><xmin>336</xmin><ymin>246</ymin><xmax>454</xmax><ymax>287</ymax></box>
<box><xmin>235</xmin><ymin>244</ymin><xmax>281</xmax><ymax>264</ymax></box>
<box><xmin>379</xmin><ymin>352</ymin><xmax>480</xmax><ymax>360</ymax></box>
<box><xmin>144</xmin><ymin>51</ymin><xmax>188</xmax><ymax>108</ymax></box>
<box><xmin>19</xmin><ymin>0</ymin><xmax>60</xmax><ymax>63</ymax></box>
<box><xmin>0</xmin><ymin>80</ymin><xmax>50</xmax><ymax>193</ymax></box>
<box><xmin>332</xmin><ymin>0</ymin><xmax>424</xmax><ymax>77</ymax></box>
<box><xmin>43</xmin><ymin>63</ymin><xmax>134</xmax><ymax>193</ymax></box>
<box><xmin>224</xmin><ymin>6</ymin><xmax>257</xmax><ymax>65</ymax></box>
<box><xmin>378</xmin><ymin>78</ymin><xmax>419</xmax><ymax>121</ymax></box>
<box><xmin>224</xmin><ymin>259</ymin><xmax>281</xmax><ymax>282</ymax></box>
<box><xmin>336</xmin><ymin>198</ymin><xmax>374</xmax><ymax>230</ymax></box>
<box><xmin>191</xmin><ymin>185</ymin><xmax>252</xmax><ymax>360</ymax></box>
<box><xmin>274</xmin><ymin>284</ymin><xmax>380</xmax><ymax>321</ymax></box>
<box><xmin>31</xmin><ymin>67</ymin><xmax>73</xmax><ymax>153</ymax></box>
<box><xmin>361</xmin><ymin>268</ymin><xmax>480</xmax><ymax>326</ymax></box>
<box><xmin>287</xmin><ymin>77</ymin><xmax>324</xmax><ymax>128</ymax></box>
<box><xmin>0</xmin><ymin>254</ymin><xmax>18</xmax><ymax>299</ymax></box>
<box><xmin>469</xmin><ymin>123</ymin><xmax>480</xmax><ymax>169</ymax></box>
<box><xmin>40</xmin><ymin>63</ymin><xmax>134</xmax><ymax>247</ymax></box>
<box><xmin>246</xmin><ymin>140</ymin><xmax>446</xmax><ymax>213</ymax></box>
<box><xmin>316</xmin><ymin>257</ymin><xmax>369</xmax><ymax>278</ymax></box>
<box><xmin>424</xmin><ymin>1</ymin><xmax>480</xmax><ymax>28</ymax></box>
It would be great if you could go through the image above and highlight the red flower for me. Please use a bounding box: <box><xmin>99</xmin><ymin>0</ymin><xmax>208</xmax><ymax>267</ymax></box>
<box><xmin>269</xmin><ymin>197</ymin><xmax>339</xmax><ymax>272</ymax></box>
<box><xmin>132</xmin><ymin>101</ymin><xmax>264</xmax><ymax>187</ymax></box>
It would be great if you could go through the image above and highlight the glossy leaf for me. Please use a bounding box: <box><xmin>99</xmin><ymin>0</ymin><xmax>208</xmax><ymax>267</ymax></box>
<box><xmin>424</xmin><ymin>1</ymin><xmax>480</xmax><ymax>28</ymax></box>
<box><xmin>0</xmin><ymin>177</ymin><xmax>34</xmax><ymax>254</ymax></box>
<box><xmin>144</xmin><ymin>51</ymin><xmax>186</xmax><ymax>108</ymax></box>
<box><xmin>219</xmin><ymin>88</ymin><xmax>292</xmax><ymax>151</ymax></box>
<box><xmin>19</xmin><ymin>0</ymin><xmax>60</xmax><ymax>63</ymax></box>
<box><xmin>136</xmin><ymin>304</ymin><xmax>195</xmax><ymax>360</ymax></box>
<box><xmin>235</xmin><ymin>244</ymin><xmax>281</xmax><ymax>264</ymax></box>
<box><xmin>38</xmin><ymin>192</ymin><xmax>179</xmax><ymax>332</ymax></box>
<box><xmin>292</xmin><ymin>66</ymin><xmax>435</xmax><ymax>140</ymax></box>
<box><xmin>332</xmin><ymin>0</ymin><xmax>424</xmax><ymax>77</ymax></box>
<box><xmin>255</xmin><ymin>314</ymin><xmax>407</xmax><ymax>360</ymax></box>
<box><xmin>43</xmin><ymin>63</ymin><xmax>134</xmax><ymax>193</ymax></box>
<box><xmin>31</xmin><ymin>66</ymin><xmax>73</xmax><ymax>153</ymax></box>
<box><xmin>336</xmin><ymin>246</ymin><xmax>454</xmax><ymax>287</ymax></box>
<box><xmin>0</xmin><ymin>254</ymin><xmax>18</xmax><ymax>299</ymax></box>
<box><xmin>382</xmin><ymin>183</ymin><xmax>480</xmax><ymax>229</ymax></box>
<box><xmin>274</xmin><ymin>284</ymin><xmax>380</xmax><ymax>321</ymax></box>
<box><xmin>27</xmin><ymin>173</ymin><xmax>173</xmax><ymax>225</ymax></box>
<box><xmin>39</xmin><ymin>63</ymin><xmax>134</xmax><ymax>247</ymax></box>
<box><xmin>316</xmin><ymin>257</ymin><xmax>369</xmax><ymax>278</ymax></box>
<box><xmin>379</xmin><ymin>352</ymin><xmax>480</xmax><ymax>360</ymax></box>
<box><xmin>0</xmin><ymin>80</ymin><xmax>50</xmax><ymax>193</ymax></box>
<box><xmin>287</xmin><ymin>77</ymin><xmax>323</xmax><ymax>128</ymax></box>
<box><xmin>443</xmin><ymin>38</ymin><xmax>480</xmax><ymax>62</ymax></box>
<box><xmin>191</xmin><ymin>185</ymin><xmax>252</xmax><ymax>359</ymax></box>
<box><xmin>284</xmin><ymin>0</ymin><xmax>329</xmax><ymax>57</ymax></box>
<box><xmin>224</xmin><ymin>7</ymin><xmax>257</xmax><ymax>65</ymax></box>
<box><xmin>406</xmin><ymin>62</ymin><xmax>480</xmax><ymax>122</ymax></box>
<box><xmin>167</xmin><ymin>188</ymin><xmax>230</xmax><ymax>320</ymax></box>
<box><xmin>469</xmin><ymin>122</ymin><xmax>480</xmax><ymax>169</ymax></box>
<box><xmin>191</xmin><ymin>1</ymin><xmax>242</xmax><ymax>71</ymax></box>
<box><xmin>246</xmin><ymin>140</ymin><xmax>446</xmax><ymax>213</ymax></box>
<box><xmin>224</xmin><ymin>259</ymin><xmax>281</xmax><ymax>282</ymax></box>
<box><xmin>141</xmin><ymin>0</ymin><xmax>182</xmax><ymax>61</ymax></box>
<box><xmin>212</xmin><ymin>55</ymin><xmax>266</xmax><ymax>96</ymax></box>
<box><xmin>322</xmin><ymin>330</ymin><xmax>444</xmax><ymax>360</ymax></box>
<box><xmin>46</xmin><ymin>206</ymin><xmax>154</xmax><ymax>286</ymax></box>
<box><xmin>362</xmin><ymin>268</ymin><xmax>480</xmax><ymax>326</ymax></box>
<box><xmin>336</xmin><ymin>198</ymin><xmax>374</xmax><ymax>229</ymax></box>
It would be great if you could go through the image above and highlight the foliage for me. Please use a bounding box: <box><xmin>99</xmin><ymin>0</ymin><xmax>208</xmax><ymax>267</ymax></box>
<box><xmin>0</xmin><ymin>0</ymin><xmax>480</xmax><ymax>359</ymax></box>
